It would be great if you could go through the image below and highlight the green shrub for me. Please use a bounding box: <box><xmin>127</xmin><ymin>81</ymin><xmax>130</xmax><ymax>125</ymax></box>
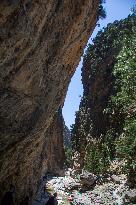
<box><xmin>65</xmin><ymin>146</ymin><xmax>73</xmax><ymax>167</ymax></box>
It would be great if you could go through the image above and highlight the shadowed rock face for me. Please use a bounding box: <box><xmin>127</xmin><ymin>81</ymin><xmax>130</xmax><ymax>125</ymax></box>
<box><xmin>0</xmin><ymin>0</ymin><xmax>99</xmax><ymax>203</ymax></box>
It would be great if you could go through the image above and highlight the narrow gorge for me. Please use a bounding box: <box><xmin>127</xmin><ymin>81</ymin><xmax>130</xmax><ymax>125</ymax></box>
<box><xmin>0</xmin><ymin>1</ymin><xmax>136</xmax><ymax>205</ymax></box>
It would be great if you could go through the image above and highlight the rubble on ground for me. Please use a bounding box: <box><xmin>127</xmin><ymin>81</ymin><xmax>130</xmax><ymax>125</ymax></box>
<box><xmin>33</xmin><ymin>168</ymin><xmax>136</xmax><ymax>205</ymax></box>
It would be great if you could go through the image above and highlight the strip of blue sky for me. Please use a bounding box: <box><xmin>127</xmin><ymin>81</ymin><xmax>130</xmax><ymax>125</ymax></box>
<box><xmin>63</xmin><ymin>0</ymin><xmax>136</xmax><ymax>129</ymax></box>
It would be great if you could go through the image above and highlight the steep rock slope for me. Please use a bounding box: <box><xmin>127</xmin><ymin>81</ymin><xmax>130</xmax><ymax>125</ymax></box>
<box><xmin>0</xmin><ymin>0</ymin><xmax>99</xmax><ymax>203</ymax></box>
<box><xmin>71</xmin><ymin>15</ymin><xmax>136</xmax><ymax>172</ymax></box>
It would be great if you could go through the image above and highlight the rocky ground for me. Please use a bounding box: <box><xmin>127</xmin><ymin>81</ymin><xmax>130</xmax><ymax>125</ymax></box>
<box><xmin>32</xmin><ymin>169</ymin><xmax>136</xmax><ymax>205</ymax></box>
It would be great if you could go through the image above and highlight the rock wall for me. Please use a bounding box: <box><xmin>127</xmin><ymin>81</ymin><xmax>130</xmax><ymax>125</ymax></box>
<box><xmin>45</xmin><ymin>109</ymin><xmax>65</xmax><ymax>176</ymax></box>
<box><xmin>0</xmin><ymin>109</ymin><xmax>65</xmax><ymax>203</ymax></box>
<box><xmin>0</xmin><ymin>0</ymin><xmax>99</xmax><ymax>203</ymax></box>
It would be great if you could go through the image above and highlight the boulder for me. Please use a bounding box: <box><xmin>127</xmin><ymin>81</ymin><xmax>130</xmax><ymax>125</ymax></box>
<box><xmin>80</xmin><ymin>171</ymin><xmax>97</xmax><ymax>191</ymax></box>
<box><xmin>111</xmin><ymin>174</ymin><xmax>121</xmax><ymax>184</ymax></box>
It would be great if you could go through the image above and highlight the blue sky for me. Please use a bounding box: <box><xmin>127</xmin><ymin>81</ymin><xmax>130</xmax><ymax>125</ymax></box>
<box><xmin>63</xmin><ymin>0</ymin><xmax>136</xmax><ymax>129</ymax></box>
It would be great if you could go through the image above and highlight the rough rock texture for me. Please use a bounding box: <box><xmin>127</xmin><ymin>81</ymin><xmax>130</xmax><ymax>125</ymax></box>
<box><xmin>45</xmin><ymin>109</ymin><xmax>65</xmax><ymax>176</ymax></box>
<box><xmin>0</xmin><ymin>109</ymin><xmax>65</xmax><ymax>203</ymax></box>
<box><xmin>0</xmin><ymin>0</ymin><xmax>99</xmax><ymax>203</ymax></box>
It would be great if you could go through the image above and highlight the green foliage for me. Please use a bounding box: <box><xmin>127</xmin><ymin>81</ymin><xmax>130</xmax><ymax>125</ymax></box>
<box><xmin>83</xmin><ymin>15</ymin><xmax>136</xmax><ymax>99</ymax></box>
<box><xmin>100</xmin><ymin>24</ymin><xmax>136</xmax><ymax>183</ymax></box>
<box><xmin>65</xmin><ymin>146</ymin><xmax>73</xmax><ymax>167</ymax></box>
<box><xmin>71</xmin><ymin>14</ymin><xmax>136</xmax><ymax>181</ymax></box>
<box><xmin>112</xmin><ymin>35</ymin><xmax>136</xmax><ymax>110</ymax></box>
<box><xmin>116</xmin><ymin>116</ymin><xmax>136</xmax><ymax>175</ymax></box>
<box><xmin>112</xmin><ymin>33</ymin><xmax>136</xmax><ymax>183</ymax></box>
<box><xmin>85</xmin><ymin>138</ymin><xmax>111</xmax><ymax>174</ymax></box>
<box><xmin>85</xmin><ymin>128</ymin><xmax>117</xmax><ymax>174</ymax></box>
<box><xmin>98</xmin><ymin>0</ymin><xmax>106</xmax><ymax>20</ymax></box>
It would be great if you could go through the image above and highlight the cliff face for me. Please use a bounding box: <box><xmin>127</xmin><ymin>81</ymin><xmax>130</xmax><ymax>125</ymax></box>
<box><xmin>0</xmin><ymin>0</ymin><xmax>99</xmax><ymax>203</ymax></box>
<box><xmin>0</xmin><ymin>110</ymin><xmax>65</xmax><ymax>202</ymax></box>
<box><xmin>45</xmin><ymin>109</ymin><xmax>65</xmax><ymax>176</ymax></box>
<box><xmin>71</xmin><ymin>15</ymin><xmax>136</xmax><ymax>172</ymax></box>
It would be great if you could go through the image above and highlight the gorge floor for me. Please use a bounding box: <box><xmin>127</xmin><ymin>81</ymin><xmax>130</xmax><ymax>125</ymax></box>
<box><xmin>32</xmin><ymin>169</ymin><xmax>136</xmax><ymax>205</ymax></box>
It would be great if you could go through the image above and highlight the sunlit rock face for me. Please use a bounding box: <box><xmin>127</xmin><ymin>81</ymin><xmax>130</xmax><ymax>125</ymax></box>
<box><xmin>0</xmin><ymin>0</ymin><xmax>99</xmax><ymax>203</ymax></box>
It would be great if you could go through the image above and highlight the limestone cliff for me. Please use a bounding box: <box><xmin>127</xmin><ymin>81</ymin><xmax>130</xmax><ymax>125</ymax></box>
<box><xmin>0</xmin><ymin>0</ymin><xmax>99</xmax><ymax>203</ymax></box>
